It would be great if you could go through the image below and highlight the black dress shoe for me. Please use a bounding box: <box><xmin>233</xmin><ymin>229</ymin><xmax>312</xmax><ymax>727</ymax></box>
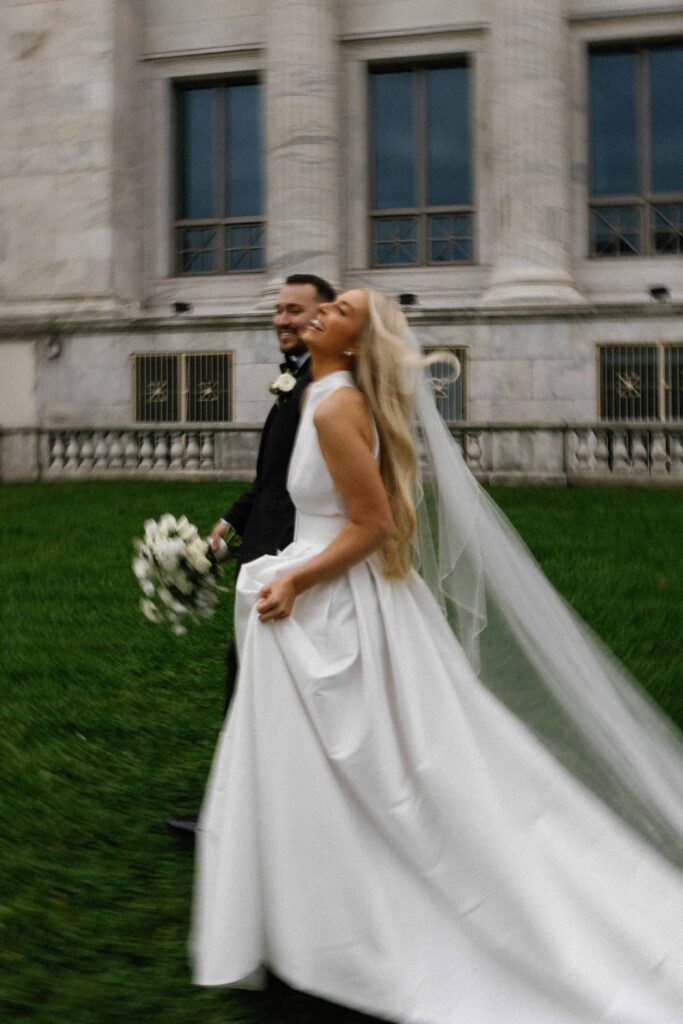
<box><xmin>167</xmin><ymin>813</ymin><xmax>198</xmax><ymax>838</ymax></box>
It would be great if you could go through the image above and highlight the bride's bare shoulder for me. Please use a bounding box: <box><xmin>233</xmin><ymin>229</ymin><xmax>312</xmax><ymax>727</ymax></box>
<box><xmin>314</xmin><ymin>384</ymin><xmax>364</xmax><ymax>418</ymax></box>
<box><xmin>313</xmin><ymin>386</ymin><xmax>373</xmax><ymax>442</ymax></box>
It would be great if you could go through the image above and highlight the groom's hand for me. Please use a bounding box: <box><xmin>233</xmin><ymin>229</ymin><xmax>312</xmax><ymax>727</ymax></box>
<box><xmin>256</xmin><ymin>577</ymin><xmax>297</xmax><ymax>622</ymax></box>
<box><xmin>209</xmin><ymin>520</ymin><xmax>228</xmax><ymax>551</ymax></box>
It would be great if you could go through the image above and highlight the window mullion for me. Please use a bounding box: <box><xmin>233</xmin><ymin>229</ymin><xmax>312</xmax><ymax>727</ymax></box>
<box><xmin>416</xmin><ymin>69</ymin><xmax>427</xmax><ymax>264</ymax></box>
<box><xmin>640</xmin><ymin>48</ymin><xmax>651</xmax><ymax>255</ymax></box>
<box><xmin>174</xmin><ymin>87</ymin><xmax>183</xmax><ymax>274</ymax></box>
<box><xmin>216</xmin><ymin>86</ymin><xmax>226</xmax><ymax>274</ymax></box>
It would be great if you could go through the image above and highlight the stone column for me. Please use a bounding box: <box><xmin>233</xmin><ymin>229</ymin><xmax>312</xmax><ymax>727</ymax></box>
<box><xmin>482</xmin><ymin>0</ymin><xmax>583</xmax><ymax>306</ymax></box>
<box><xmin>264</xmin><ymin>0</ymin><xmax>341</xmax><ymax>294</ymax></box>
<box><xmin>0</xmin><ymin>0</ymin><xmax>142</xmax><ymax>313</ymax></box>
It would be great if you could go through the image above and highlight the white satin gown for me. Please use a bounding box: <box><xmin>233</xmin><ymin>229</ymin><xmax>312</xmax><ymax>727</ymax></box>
<box><xmin>192</xmin><ymin>370</ymin><xmax>683</xmax><ymax>1024</ymax></box>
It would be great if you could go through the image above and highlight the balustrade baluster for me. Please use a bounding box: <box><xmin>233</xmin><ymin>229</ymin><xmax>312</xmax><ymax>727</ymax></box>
<box><xmin>185</xmin><ymin>433</ymin><xmax>200</xmax><ymax>470</ymax></box>
<box><xmin>574</xmin><ymin>430</ymin><xmax>592</xmax><ymax>473</ymax></box>
<box><xmin>593</xmin><ymin>430</ymin><xmax>609</xmax><ymax>474</ymax></box>
<box><xmin>139</xmin><ymin>433</ymin><xmax>154</xmax><ymax>470</ymax></box>
<box><xmin>93</xmin><ymin>431</ymin><xmax>108</xmax><ymax>470</ymax></box>
<box><xmin>631</xmin><ymin>431</ymin><xmax>649</xmax><ymax>475</ymax></box>
<box><xmin>169</xmin><ymin>432</ymin><xmax>185</xmax><ymax>469</ymax></box>
<box><xmin>123</xmin><ymin>433</ymin><xmax>139</xmax><ymax>469</ymax></box>
<box><xmin>669</xmin><ymin>432</ymin><xmax>683</xmax><ymax>478</ymax></box>
<box><xmin>79</xmin><ymin>434</ymin><xmax>94</xmax><ymax>471</ymax></box>
<box><xmin>108</xmin><ymin>432</ymin><xmax>123</xmax><ymax>469</ymax></box>
<box><xmin>466</xmin><ymin>431</ymin><xmax>483</xmax><ymax>473</ymax></box>
<box><xmin>200</xmin><ymin>432</ymin><xmax>215</xmax><ymax>469</ymax></box>
<box><xmin>650</xmin><ymin>432</ymin><xmax>668</xmax><ymax>475</ymax></box>
<box><xmin>51</xmin><ymin>434</ymin><xmax>65</xmax><ymax>470</ymax></box>
<box><xmin>153</xmin><ymin>432</ymin><xmax>169</xmax><ymax>470</ymax></box>
<box><xmin>65</xmin><ymin>434</ymin><xmax>80</xmax><ymax>471</ymax></box>
<box><xmin>612</xmin><ymin>432</ymin><xmax>630</xmax><ymax>475</ymax></box>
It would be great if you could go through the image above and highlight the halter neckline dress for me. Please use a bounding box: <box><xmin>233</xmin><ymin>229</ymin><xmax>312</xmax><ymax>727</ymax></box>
<box><xmin>192</xmin><ymin>370</ymin><xmax>683</xmax><ymax>1024</ymax></box>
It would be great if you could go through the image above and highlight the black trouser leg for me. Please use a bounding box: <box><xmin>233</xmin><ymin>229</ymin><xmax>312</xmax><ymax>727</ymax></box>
<box><xmin>224</xmin><ymin>640</ymin><xmax>239</xmax><ymax>718</ymax></box>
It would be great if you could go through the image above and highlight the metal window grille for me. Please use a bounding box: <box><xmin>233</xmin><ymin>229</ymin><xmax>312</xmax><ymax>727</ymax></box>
<box><xmin>370</xmin><ymin>64</ymin><xmax>475</xmax><ymax>268</ymax></box>
<box><xmin>186</xmin><ymin>353</ymin><xmax>232</xmax><ymax>422</ymax></box>
<box><xmin>135</xmin><ymin>355</ymin><xmax>180</xmax><ymax>423</ymax></box>
<box><xmin>598</xmin><ymin>345</ymin><xmax>660</xmax><ymax>421</ymax></box>
<box><xmin>425</xmin><ymin>349</ymin><xmax>467</xmax><ymax>422</ymax></box>
<box><xmin>589</xmin><ymin>45</ymin><xmax>683</xmax><ymax>259</ymax></box>
<box><xmin>134</xmin><ymin>353</ymin><xmax>233</xmax><ymax>423</ymax></box>
<box><xmin>174</xmin><ymin>81</ymin><xmax>265</xmax><ymax>276</ymax></box>
<box><xmin>664</xmin><ymin>345</ymin><xmax>683</xmax><ymax>421</ymax></box>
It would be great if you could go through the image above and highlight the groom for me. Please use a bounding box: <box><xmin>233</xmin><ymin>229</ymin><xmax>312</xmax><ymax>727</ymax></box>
<box><xmin>212</xmin><ymin>273</ymin><xmax>335</xmax><ymax>591</ymax></box>
<box><xmin>168</xmin><ymin>273</ymin><xmax>335</xmax><ymax>837</ymax></box>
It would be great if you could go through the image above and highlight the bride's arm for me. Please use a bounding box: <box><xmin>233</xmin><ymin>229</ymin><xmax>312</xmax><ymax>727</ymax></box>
<box><xmin>256</xmin><ymin>387</ymin><xmax>396</xmax><ymax>622</ymax></box>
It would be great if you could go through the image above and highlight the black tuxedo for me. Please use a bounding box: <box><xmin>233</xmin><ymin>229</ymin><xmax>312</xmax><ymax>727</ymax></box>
<box><xmin>223</xmin><ymin>358</ymin><xmax>311</xmax><ymax>570</ymax></box>
<box><xmin>221</xmin><ymin>357</ymin><xmax>311</xmax><ymax>712</ymax></box>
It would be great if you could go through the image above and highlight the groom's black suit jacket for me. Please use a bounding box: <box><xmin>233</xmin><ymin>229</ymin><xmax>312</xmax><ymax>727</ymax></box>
<box><xmin>223</xmin><ymin>358</ymin><xmax>311</xmax><ymax>571</ymax></box>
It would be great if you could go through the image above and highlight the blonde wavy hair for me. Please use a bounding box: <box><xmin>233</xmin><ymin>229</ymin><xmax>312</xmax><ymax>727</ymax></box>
<box><xmin>351</xmin><ymin>289</ymin><xmax>458</xmax><ymax>580</ymax></box>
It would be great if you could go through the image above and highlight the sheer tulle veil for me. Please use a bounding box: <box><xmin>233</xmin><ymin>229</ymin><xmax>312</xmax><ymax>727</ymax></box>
<box><xmin>402</xmin><ymin>325</ymin><xmax>683</xmax><ymax>870</ymax></box>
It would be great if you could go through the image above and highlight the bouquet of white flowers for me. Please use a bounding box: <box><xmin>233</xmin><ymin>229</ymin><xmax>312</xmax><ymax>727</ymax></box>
<box><xmin>132</xmin><ymin>514</ymin><xmax>224</xmax><ymax>635</ymax></box>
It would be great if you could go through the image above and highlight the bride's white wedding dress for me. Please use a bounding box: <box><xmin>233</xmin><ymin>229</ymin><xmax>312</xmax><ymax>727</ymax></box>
<box><xmin>192</xmin><ymin>370</ymin><xmax>683</xmax><ymax>1023</ymax></box>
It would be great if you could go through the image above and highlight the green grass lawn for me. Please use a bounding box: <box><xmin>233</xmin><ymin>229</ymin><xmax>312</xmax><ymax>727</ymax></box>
<box><xmin>1</xmin><ymin>481</ymin><xmax>681</xmax><ymax>1024</ymax></box>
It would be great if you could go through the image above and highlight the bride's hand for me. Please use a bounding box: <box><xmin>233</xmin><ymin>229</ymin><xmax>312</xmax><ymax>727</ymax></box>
<box><xmin>256</xmin><ymin>577</ymin><xmax>297</xmax><ymax>622</ymax></box>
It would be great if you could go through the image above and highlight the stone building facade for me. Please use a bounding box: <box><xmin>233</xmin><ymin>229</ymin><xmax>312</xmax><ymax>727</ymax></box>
<box><xmin>1</xmin><ymin>0</ymin><xmax>682</xmax><ymax>483</ymax></box>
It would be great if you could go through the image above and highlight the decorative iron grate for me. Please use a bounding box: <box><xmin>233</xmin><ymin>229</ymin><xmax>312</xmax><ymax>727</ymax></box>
<box><xmin>598</xmin><ymin>344</ymin><xmax>683</xmax><ymax>422</ymax></box>
<box><xmin>134</xmin><ymin>353</ymin><xmax>232</xmax><ymax>423</ymax></box>
<box><xmin>665</xmin><ymin>345</ymin><xmax>683</xmax><ymax>421</ymax></box>
<box><xmin>135</xmin><ymin>355</ymin><xmax>180</xmax><ymax>423</ymax></box>
<box><xmin>426</xmin><ymin>349</ymin><xmax>467</xmax><ymax>422</ymax></box>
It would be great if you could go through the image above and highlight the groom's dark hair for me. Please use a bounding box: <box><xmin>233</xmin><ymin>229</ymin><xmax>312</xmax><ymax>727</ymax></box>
<box><xmin>285</xmin><ymin>273</ymin><xmax>336</xmax><ymax>303</ymax></box>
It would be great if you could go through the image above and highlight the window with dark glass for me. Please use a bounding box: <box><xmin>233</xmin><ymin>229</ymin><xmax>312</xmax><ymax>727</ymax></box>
<box><xmin>175</xmin><ymin>80</ymin><xmax>264</xmax><ymax>275</ymax></box>
<box><xmin>370</xmin><ymin>62</ymin><xmax>473</xmax><ymax>267</ymax></box>
<box><xmin>135</xmin><ymin>353</ymin><xmax>232</xmax><ymax>422</ymax></box>
<box><xmin>589</xmin><ymin>44</ymin><xmax>683</xmax><ymax>257</ymax></box>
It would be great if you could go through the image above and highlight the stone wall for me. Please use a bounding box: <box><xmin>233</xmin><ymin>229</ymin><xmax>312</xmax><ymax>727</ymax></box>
<box><xmin>1</xmin><ymin>0</ymin><xmax>682</xmax><ymax>481</ymax></box>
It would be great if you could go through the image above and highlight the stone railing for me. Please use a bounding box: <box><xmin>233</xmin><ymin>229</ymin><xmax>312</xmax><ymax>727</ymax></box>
<box><xmin>565</xmin><ymin>425</ymin><xmax>683</xmax><ymax>482</ymax></box>
<box><xmin>1</xmin><ymin>423</ymin><xmax>682</xmax><ymax>485</ymax></box>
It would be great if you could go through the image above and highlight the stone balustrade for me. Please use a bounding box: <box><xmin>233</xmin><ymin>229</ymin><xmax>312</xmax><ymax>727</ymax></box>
<box><xmin>48</xmin><ymin>429</ymin><xmax>218</xmax><ymax>474</ymax></box>
<box><xmin>566</xmin><ymin>426</ymin><xmax>683</xmax><ymax>481</ymax></box>
<box><xmin>1</xmin><ymin>424</ymin><xmax>682</xmax><ymax>485</ymax></box>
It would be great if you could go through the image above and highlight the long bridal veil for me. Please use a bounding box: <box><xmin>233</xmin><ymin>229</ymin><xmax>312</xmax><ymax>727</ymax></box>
<box><xmin>409</xmin><ymin>331</ymin><xmax>683</xmax><ymax>870</ymax></box>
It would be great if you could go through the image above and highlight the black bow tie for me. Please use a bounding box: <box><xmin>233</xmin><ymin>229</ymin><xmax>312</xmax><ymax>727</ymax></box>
<box><xmin>280</xmin><ymin>355</ymin><xmax>309</xmax><ymax>375</ymax></box>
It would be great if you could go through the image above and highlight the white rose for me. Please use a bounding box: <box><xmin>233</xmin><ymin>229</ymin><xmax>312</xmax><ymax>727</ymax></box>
<box><xmin>144</xmin><ymin>519</ymin><xmax>158</xmax><ymax>542</ymax></box>
<box><xmin>187</xmin><ymin>538</ymin><xmax>211</xmax><ymax>574</ymax></box>
<box><xmin>174</xmin><ymin>574</ymin><xmax>195</xmax><ymax>595</ymax></box>
<box><xmin>140</xmin><ymin>598</ymin><xmax>162</xmax><ymax>623</ymax></box>
<box><xmin>159</xmin><ymin>587</ymin><xmax>186</xmax><ymax>614</ymax></box>
<box><xmin>132</xmin><ymin>558</ymin><xmax>150</xmax><ymax>580</ymax></box>
<box><xmin>141</xmin><ymin>579</ymin><xmax>155</xmax><ymax>597</ymax></box>
<box><xmin>160</xmin><ymin>549</ymin><xmax>180</xmax><ymax>573</ymax></box>
<box><xmin>270</xmin><ymin>371</ymin><xmax>296</xmax><ymax>395</ymax></box>
<box><xmin>176</xmin><ymin>516</ymin><xmax>197</xmax><ymax>542</ymax></box>
<box><xmin>159</xmin><ymin>513</ymin><xmax>177</xmax><ymax>533</ymax></box>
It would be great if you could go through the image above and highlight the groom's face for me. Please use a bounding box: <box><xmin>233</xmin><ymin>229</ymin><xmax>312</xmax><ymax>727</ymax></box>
<box><xmin>273</xmin><ymin>283</ymin><xmax>320</xmax><ymax>357</ymax></box>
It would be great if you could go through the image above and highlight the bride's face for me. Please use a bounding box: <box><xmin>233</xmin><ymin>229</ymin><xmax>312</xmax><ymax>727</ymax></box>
<box><xmin>303</xmin><ymin>289</ymin><xmax>368</xmax><ymax>358</ymax></box>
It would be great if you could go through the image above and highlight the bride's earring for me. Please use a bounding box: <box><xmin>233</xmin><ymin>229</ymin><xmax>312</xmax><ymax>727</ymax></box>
<box><xmin>343</xmin><ymin>350</ymin><xmax>355</xmax><ymax>357</ymax></box>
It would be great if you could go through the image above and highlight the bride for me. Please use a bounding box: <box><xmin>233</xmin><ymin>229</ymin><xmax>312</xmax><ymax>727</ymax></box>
<box><xmin>192</xmin><ymin>289</ymin><xmax>683</xmax><ymax>1023</ymax></box>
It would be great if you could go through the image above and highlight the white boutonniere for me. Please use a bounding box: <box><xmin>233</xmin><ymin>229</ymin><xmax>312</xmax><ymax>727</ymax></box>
<box><xmin>269</xmin><ymin>369</ymin><xmax>297</xmax><ymax>402</ymax></box>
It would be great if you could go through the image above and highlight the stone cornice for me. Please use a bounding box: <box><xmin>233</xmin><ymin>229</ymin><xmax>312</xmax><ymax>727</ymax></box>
<box><xmin>567</xmin><ymin>5</ymin><xmax>683</xmax><ymax>23</ymax></box>
<box><xmin>340</xmin><ymin>23</ymin><xmax>489</xmax><ymax>44</ymax></box>
<box><xmin>140</xmin><ymin>45</ymin><xmax>262</xmax><ymax>62</ymax></box>
<box><xmin>1</xmin><ymin>303</ymin><xmax>683</xmax><ymax>339</ymax></box>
